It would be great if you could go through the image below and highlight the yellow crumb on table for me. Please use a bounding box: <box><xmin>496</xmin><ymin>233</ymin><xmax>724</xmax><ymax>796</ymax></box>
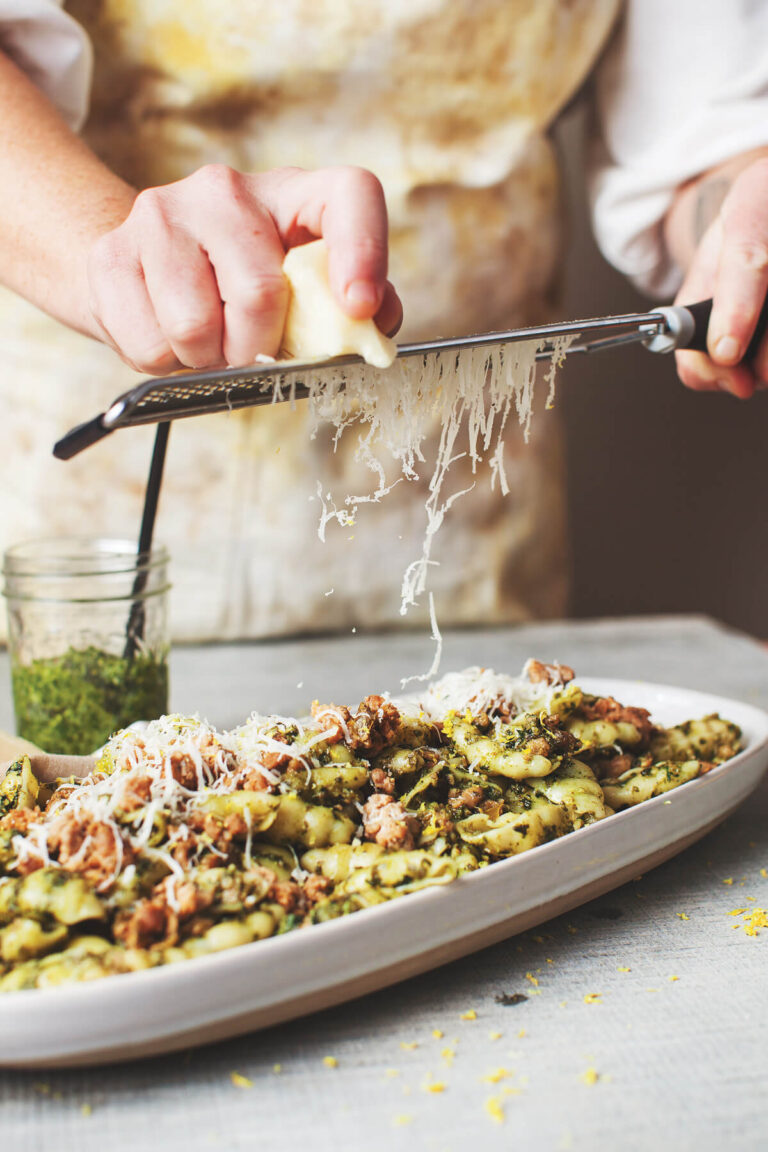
<box><xmin>460</xmin><ymin>1010</ymin><xmax>477</xmax><ymax>1021</ymax></box>
<box><xmin>400</xmin><ymin>1041</ymin><xmax>419</xmax><ymax>1051</ymax></box>
<box><xmin>323</xmin><ymin>1056</ymin><xmax>338</xmax><ymax>1069</ymax></box>
<box><xmin>580</xmin><ymin>1067</ymin><xmax>599</xmax><ymax>1086</ymax></box>
<box><xmin>723</xmin><ymin>877</ymin><xmax>734</xmax><ymax>886</ymax></box>
<box><xmin>760</xmin><ymin>868</ymin><xmax>767</xmax><ymax>879</ymax></box>
<box><xmin>482</xmin><ymin>1068</ymin><xmax>513</xmax><ymax>1084</ymax></box>
<box><xmin>80</xmin><ymin>1104</ymin><xmax>93</xmax><ymax>1117</ymax></box>
<box><xmin>384</xmin><ymin>1069</ymin><xmax>400</xmax><ymax>1079</ymax></box>
<box><xmin>392</xmin><ymin>1115</ymin><xmax>412</xmax><ymax>1127</ymax></box>
<box><xmin>518</xmin><ymin>1029</ymin><xmax>527</xmax><ymax>1039</ymax></box>
<box><xmin>676</xmin><ymin>912</ymin><xmax>690</xmax><ymax>921</ymax></box>
<box><xmin>424</xmin><ymin>1081</ymin><xmax>446</xmax><ymax>1094</ymax></box>
<box><xmin>441</xmin><ymin>1047</ymin><xmax>456</xmax><ymax>1065</ymax></box>
<box><xmin>230</xmin><ymin>1072</ymin><xmax>253</xmax><ymax>1089</ymax></box>
<box><xmin>742</xmin><ymin>908</ymin><xmax>768</xmax><ymax>936</ymax></box>
<box><xmin>485</xmin><ymin>1096</ymin><xmax>506</xmax><ymax>1124</ymax></box>
<box><xmin>583</xmin><ymin>993</ymin><xmax>602</xmax><ymax>1005</ymax></box>
<box><xmin>432</xmin><ymin>1029</ymin><xmax>444</xmax><ymax>1039</ymax></box>
<box><xmin>729</xmin><ymin>908</ymin><xmax>748</xmax><ymax>916</ymax></box>
<box><xmin>669</xmin><ymin>975</ymin><xmax>680</xmax><ymax>982</ymax></box>
<box><xmin>525</xmin><ymin>972</ymin><xmax>539</xmax><ymax>987</ymax></box>
<box><xmin>272</xmin><ymin>1064</ymin><xmax>282</xmax><ymax>1074</ymax></box>
<box><xmin>488</xmin><ymin>1031</ymin><xmax>503</xmax><ymax>1041</ymax></box>
<box><xmin>617</xmin><ymin>966</ymin><xmax>631</xmax><ymax>973</ymax></box>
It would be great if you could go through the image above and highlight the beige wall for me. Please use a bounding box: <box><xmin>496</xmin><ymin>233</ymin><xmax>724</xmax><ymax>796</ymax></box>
<box><xmin>555</xmin><ymin>107</ymin><xmax>767</xmax><ymax>637</ymax></box>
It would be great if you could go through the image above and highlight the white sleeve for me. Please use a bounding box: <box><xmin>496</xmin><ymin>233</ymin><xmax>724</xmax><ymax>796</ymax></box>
<box><xmin>589</xmin><ymin>0</ymin><xmax>768</xmax><ymax>299</ymax></box>
<box><xmin>0</xmin><ymin>0</ymin><xmax>91</xmax><ymax>131</ymax></box>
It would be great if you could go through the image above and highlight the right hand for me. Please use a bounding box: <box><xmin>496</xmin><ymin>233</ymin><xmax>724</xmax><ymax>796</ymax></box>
<box><xmin>85</xmin><ymin>165</ymin><xmax>402</xmax><ymax>374</ymax></box>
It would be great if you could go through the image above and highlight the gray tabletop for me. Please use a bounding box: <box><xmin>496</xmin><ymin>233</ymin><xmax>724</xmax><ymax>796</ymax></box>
<box><xmin>2</xmin><ymin>615</ymin><xmax>768</xmax><ymax>1152</ymax></box>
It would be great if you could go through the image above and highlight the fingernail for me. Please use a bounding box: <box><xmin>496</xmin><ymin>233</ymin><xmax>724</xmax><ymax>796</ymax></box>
<box><xmin>714</xmin><ymin>335</ymin><xmax>740</xmax><ymax>363</ymax></box>
<box><xmin>345</xmin><ymin>280</ymin><xmax>380</xmax><ymax>311</ymax></box>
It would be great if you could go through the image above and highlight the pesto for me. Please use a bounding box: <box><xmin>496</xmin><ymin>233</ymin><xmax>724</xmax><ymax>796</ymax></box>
<box><xmin>11</xmin><ymin>645</ymin><xmax>168</xmax><ymax>755</ymax></box>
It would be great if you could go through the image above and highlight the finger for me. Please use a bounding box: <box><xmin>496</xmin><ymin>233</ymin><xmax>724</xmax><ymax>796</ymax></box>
<box><xmin>708</xmin><ymin>159</ymin><xmax>768</xmax><ymax>365</ymax></box>
<box><xmin>87</xmin><ymin>230</ymin><xmax>179</xmax><ymax>374</ymax></box>
<box><xmin>135</xmin><ymin>191</ymin><xmax>225</xmax><ymax>369</ymax></box>
<box><xmin>376</xmin><ymin>281</ymin><xmax>403</xmax><ymax>338</ymax></box>
<box><xmin>261</xmin><ymin>166</ymin><xmax>389</xmax><ymax>318</ymax></box>
<box><xmin>675</xmin><ymin>348</ymin><xmax>755</xmax><ymax>399</ymax></box>
<box><xmin>188</xmin><ymin>167</ymin><xmax>289</xmax><ymax>364</ymax></box>
<box><xmin>674</xmin><ymin>219</ymin><xmax>755</xmax><ymax>397</ymax></box>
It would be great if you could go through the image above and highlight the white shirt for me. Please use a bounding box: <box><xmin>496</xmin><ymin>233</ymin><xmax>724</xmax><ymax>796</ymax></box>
<box><xmin>2</xmin><ymin>1</ymin><xmax>768</xmax><ymax>297</ymax></box>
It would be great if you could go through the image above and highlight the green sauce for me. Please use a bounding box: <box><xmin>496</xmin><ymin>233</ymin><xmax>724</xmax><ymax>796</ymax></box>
<box><xmin>11</xmin><ymin>645</ymin><xmax>168</xmax><ymax>755</ymax></box>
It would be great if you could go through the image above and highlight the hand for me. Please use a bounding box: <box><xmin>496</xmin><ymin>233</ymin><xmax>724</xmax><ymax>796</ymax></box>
<box><xmin>85</xmin><ymin>165</ymin><xmax>403</xmax><ymax>374</ymax></box>
<box><xmin>674</xmin><ymin>157</ymin><xmax>768</xmax><ymax>399</ymax></box>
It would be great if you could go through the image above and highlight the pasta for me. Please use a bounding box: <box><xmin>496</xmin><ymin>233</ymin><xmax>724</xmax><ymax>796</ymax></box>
<box><xmin>0</xmin><ymin>660</ymin><xmax>741</xmax><ymax>991</ymax></box>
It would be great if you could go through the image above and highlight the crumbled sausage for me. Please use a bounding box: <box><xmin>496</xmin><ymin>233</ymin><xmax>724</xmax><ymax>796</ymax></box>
<box><xmin>114</xmin><ymin>897</ymin><xmax>177</xmax><ymax>949</ymax></box>
<box><xmin>580</xmin><ymin>696</ymin><xmax>653</xmax><ymax>745</ymax></box>
<box><xmin>312</xmin><ymin>696</ymin><xmax>401</xmax><ymax>757</ymax></box>
<box><xmin>303</xmin><ymin>873</ymin><xmax>333</xmax><ymax>904</ymax></box>
<box><xmin>361</xmin><ymin>793</ymin><xmax>420</xmax><ymax>851</ymax></box>
<box><xmin>447</xmin><ymin>785</ymin><xmax>485</xmax><ymax>812</ymax></box>
<box><xmin>526</xmin><ymin>659</ymin><xmax>575</xmax><ymax>686</ymax></box>
<box><xmin>46</xmin><ymin>811</ymin><xmax>134</xmax><ymax>889</ymax></box>
<box><xmin>0</xmin><ymin>807</ymin><xmax>41</xmax><ymax>834</ymax></box>
<box><xmin>370</xmin><ymin>767</ymin><xmax>396</xmax><ymax>795</ymax></box>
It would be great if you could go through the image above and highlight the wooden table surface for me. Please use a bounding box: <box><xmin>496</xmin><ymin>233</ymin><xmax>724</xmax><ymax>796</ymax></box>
<box><xmin>1</xmin><ymin>615</ymin><xmax>767</xmax><ymax>1152</ymax></box>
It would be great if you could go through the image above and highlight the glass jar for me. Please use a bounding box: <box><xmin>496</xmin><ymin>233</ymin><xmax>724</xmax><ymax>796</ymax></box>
<box><xmin>2</xmin><ymin>537</ymin><xmax>170</xmax><ymax>754</ymax></box>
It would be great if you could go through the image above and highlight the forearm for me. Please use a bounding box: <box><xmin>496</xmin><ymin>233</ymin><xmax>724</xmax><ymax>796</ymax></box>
<box><xmin>663</xmin><ymin>146</ymin><xmax>768</xmax><ymax>277</ymax></box>
<box><xmin>0</xmin><ymin>48</ymin><xmax>136</xmax><ymax>336</ymax></box>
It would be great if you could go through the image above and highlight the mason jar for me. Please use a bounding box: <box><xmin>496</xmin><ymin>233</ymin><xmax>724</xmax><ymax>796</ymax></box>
<box><xmin>2</xmin><ymin>537</ymin><xmax>170</xmax><ymax>755</ymax></box>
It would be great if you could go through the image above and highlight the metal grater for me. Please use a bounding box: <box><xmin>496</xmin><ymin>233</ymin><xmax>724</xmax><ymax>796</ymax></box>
<box><xmin>52</xmin><ymin>300</ymin><xmax>720</xmax><ymax>461</ymax></box>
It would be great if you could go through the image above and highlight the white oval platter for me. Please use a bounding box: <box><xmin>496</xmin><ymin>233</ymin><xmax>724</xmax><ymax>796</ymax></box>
<box><xmin>1</xmin><ymin>677</ymin><xmax>766</xmax><ymax>1068</ymax></box>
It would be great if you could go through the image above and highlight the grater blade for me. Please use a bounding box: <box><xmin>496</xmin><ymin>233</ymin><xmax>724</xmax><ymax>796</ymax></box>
<box><xmin>52</xmin><ymin>303</ymin><xmax>702</xmax><ymax>461</ymax></box>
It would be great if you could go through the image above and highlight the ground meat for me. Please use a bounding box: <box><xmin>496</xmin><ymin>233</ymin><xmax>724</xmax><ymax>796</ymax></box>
<box><xmin>116</xmin><ymin>774</ymin><xmax>152</xmax><ymax>814</ymax></box>
<box><xmin>268</xmin><ymin>880</ymin><xmax>307</xmax><ymax>915</ymax></box>
<box><xmin>597</xmin><ymin>752</ymin><xmax>634</xmax><ymax>781</ymax></box>
<box><xmin>311</xmin><ymin>695</ymin><xmax>401</xmax><ymax>757</ymax></box>
<box><xmin>0</xmin><ymin>807</ymin><xmax>41</xmax><ymax>834</ymax></box>
<box><xmin>370</xmin><ymin>767</ymin><xmax>396</xmax><ymax>795</ymax></box>
<box><xmin>580</xmin><ymin>696</ymin><xmax>653</xmax><ymax>745</ymax></box>
<box><xmin>185</xmin><ymin>810</ymin><xmax>247</xmax><ymax>858</ymax></box>
<box><xmin>114</xmin><ymin>897</ymin><xmax>178</xmax><ymax>950</ymax></box>
<box><xmin>361</xmin><ymin>793</ymin><xmax>420</xmax><ymax>851</ymax></box>
<box><xmin>447</xmin><ymin>785</ymin><xmax>485</xmax><ymax>812</ymax></box>
<box><xmin>46</xmin><ymin>811</ymin><xmax>134</xmax><ymax>889</ymax></box>
<box><xmin>168</xmin><ymin>878</ymin><xmax>214</xmax><ymax>919</ymax></box>
<box><xmin>526</xmin><ymin>660</ymin><xmax>575</xmax><ymax>686</ymax></box>
<box><xmin>539</xmin><ymin>722</ymin><xmax>581</xmax><ymax>757</ymax></box>
<box><xmin>238</xmin><ymin>766</ymin><xmax>277</xmax><ymax>792</ymax></box>
<box><xmin>303</xmin><ymin>873</ymin><xmax>333</xmax><ymax>904</ymax></box>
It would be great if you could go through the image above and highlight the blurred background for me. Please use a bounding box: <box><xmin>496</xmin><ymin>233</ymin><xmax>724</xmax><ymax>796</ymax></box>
<box><xmin>556</xmin><ymin>104</ymin><xmax>767</xmax><ymax>638</ymax></box>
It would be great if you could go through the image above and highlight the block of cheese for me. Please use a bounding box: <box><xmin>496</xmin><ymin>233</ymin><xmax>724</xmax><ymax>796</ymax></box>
<box><xmin>281</xmin><ymin>239</ymin><xmax>397</xmax><ymax>369</ymax></box>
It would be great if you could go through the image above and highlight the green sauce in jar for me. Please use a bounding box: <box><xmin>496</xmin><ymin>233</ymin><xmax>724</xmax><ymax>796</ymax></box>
<box><xmin>10</xmin><ymin>645</ymin><xmax>168</xmax><ymax>755</ymax></box>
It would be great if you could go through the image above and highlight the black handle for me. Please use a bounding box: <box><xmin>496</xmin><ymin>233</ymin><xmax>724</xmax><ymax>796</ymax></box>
<box><xmin>52</xmin><ymin>415</ymin><xmax>112</xmax><ymax>460</ymax></box>
<box><xmin>679</xmin><ymin>296</ymin><xmax>768</xmax><ymax>361</ymax></box>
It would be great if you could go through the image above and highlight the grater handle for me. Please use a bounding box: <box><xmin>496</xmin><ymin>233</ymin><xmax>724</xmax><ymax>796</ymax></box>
<box><xmin>666</xmin><ymin>297</ymin><xmax>768</xmax><ymax>360</ymax></box>
<box><xmin>53</xmin><ymin>415</ymin><xmax>112</xmax><ymax>460</ymax></box>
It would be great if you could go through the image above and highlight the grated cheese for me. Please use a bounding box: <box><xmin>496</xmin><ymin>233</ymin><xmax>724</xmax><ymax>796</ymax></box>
<box><xmin>287</xmin><ymin>331</ymin><xmax>574</xmax><ymax>624</ymax></box>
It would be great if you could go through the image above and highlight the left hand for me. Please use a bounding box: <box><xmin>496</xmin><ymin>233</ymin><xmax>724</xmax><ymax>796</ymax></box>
<box><xmin>674</xmin><ymin>158</ymin><xmax>768</xmax><ymax>399</ymax></box>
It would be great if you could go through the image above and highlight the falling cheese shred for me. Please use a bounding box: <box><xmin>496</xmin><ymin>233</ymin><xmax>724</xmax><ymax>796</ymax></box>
<box><xmin>277</xmin><ymin>240</ymin><xmax>575</xmax><ymax>623</ymax></box>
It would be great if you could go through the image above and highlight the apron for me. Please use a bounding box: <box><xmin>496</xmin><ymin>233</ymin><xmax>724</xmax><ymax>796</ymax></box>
<box><xmin>0</xmin><ymin>0</ymin><xmax>619</xmax><ymax>640</ymax></box>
